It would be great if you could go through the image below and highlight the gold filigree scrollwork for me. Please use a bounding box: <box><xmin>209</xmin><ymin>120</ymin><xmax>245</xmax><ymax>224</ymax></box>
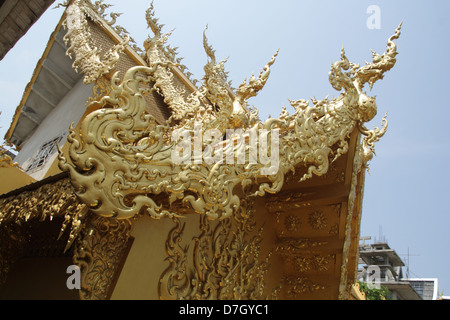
<box><xmin>158</xmin><ymin>199</ymin><xmax>271</xmax><ymax>300</ymax></box>
<box><xmin>59</xmin><ymin>0</ymin><xmax>401</xmax><ymax>221</ymax></box>
<box><xmin>63</xmin><ymin>0</ymin><xmax>129</xmax><ymax>84</ymax></box>
<box><xmin>73</xmin><ymin>215</ymin><xmax>132</xmax><ymax>300</ymax></box>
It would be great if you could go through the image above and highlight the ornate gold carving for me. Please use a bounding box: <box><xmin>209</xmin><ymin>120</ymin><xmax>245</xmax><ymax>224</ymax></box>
<box><xmin>308</xmin><ymin>210</ymin><xmax>327</xmax><ymax>230</ymax></box>
<box><xmin>266</xmin><ymin>191</ymin><xmax>316</xmax><ymax>213</ymax></box>
<box><xmin>282</xmin><ymin>275</ymin><xmax>326</xmax><ymax>297</ymax></box>
<box><xmin>329</xmin><ymin>223</ymin><xmax>339</xmax><ymax>235</ymax></box>
<box><xmin>350</xmin><ymin>282</ymin><xmax>367</xmax><ymax>300</ymax></box>
<box><xmin>276</xmin><ymin>238</ymin><xmax>334</xmax><ymax>274</ymax></box>
<box><xmin>277</xmin><ymin>238</ymin><xmax>328</xmax><ymax>252</ymax></box>
<box><xmin>328</xmin><ymin>204</ymin><xmax>341</xmax><ymax>235</ymax></box>
<box><xmin>284</xmin><ymin>255</ymin><xmax>335</xmax><ymax>273</ymax></box>
<box><xmin>0</xmin><ymin>177</ymin><xmax>88</xmax><ymax>251</ymax></box>
<box><xmin>293</xmin><ymin>257</ymin><xmax>311</xmax><ymax>273</ymax></box>
<box><xmin>0</xmin><ymin>177</ymin><xmax>90</xmax><ymax>287</ymax></box>
<box><xmin>319</xmin><ymin>161</ymin><xmax>346</xmax><ymax>183</ymax></box>
<box><xmin>314</xmin><ymin>255</ymin><xmax>335</xmax><ymax>272</ymax></box>
<box><xmin>0</xmin><ymin>175</ymin><xmax>132</xmax><ymax>299</ymax></box>
<box><xmin>63</xmin><ymin>0</ymin><xmax>129</xmax><ymax>84</ymax></box>
<box><xmin>73</xmin><ymin>214</ymin><xmax>132</xmax><ymax>300</ymax></box>
<box><xmin>59</xmin><ymin>1</ymin><xmax>400</xmax><ymax>221</ymax></box>
<box><xmin>284</xmin><ymin>215</ymin><xmax>301</xmax><ymax>232</ymax></box>
<box><xmin>145</xmin><ymin>1</ymin><xmax>197</xmax><ymax>85</ymax></box>
<box><xmin>158</xmin><ymin>199</ymin><xmax>271</xmax><ymax>300</ymax></box>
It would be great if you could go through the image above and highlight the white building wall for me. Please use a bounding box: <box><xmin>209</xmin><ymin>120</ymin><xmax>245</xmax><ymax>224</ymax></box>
<box><xmin>15</xmin><ymin>79</ymin><xmax>93</xmax><ymax>181</ymax></box>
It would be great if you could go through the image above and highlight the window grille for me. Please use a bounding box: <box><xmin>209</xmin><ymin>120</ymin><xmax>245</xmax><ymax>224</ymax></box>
<box><xmin>26</xmin><ymin>135</ymin><xmax>64</xmax><ymax>173</ymax></box>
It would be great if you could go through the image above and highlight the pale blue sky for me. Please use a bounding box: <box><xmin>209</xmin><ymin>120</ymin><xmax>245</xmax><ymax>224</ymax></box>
<box><xmin>1</xmin><ymin>0</ymin><xmax>449</xmax><ymax>297</ymax></box>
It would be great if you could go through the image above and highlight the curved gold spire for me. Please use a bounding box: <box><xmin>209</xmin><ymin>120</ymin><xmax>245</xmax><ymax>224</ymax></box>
<box><xmin>63</xmin><ymin>0</ymin><xmax>129</xmax><ymax>84</ymax></box>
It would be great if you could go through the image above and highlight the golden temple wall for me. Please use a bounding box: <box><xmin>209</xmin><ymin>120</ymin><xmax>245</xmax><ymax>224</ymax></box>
<box><xmin>107</xmin><ymin>131</ymin><xmax>363</xmax><ymax>300</ymax></box>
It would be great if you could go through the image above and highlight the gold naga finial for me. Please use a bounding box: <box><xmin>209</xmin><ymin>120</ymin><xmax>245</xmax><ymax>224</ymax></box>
<box><xmin>202</xmin><ymin>24</ymin><xmax>231</xmax><ymax>88</ymax></box>
<box><xmin>235</xmin><ymin>49</ymin><xmax>279</xmax><ymax>107</ymax></box>
<box><xmin>146</xmin><ymin>0</ymin><xmax>163</xmax><ymax>38</ymax></box>
<box><xmin>202</xmin><ymin>25</ymin><xmax>216</xmax><ymax>64</ymax></box>
<box><xmin>329</xmin><ymin>22</ymin><xmax>402</xmax><ymax>94</ymax></box>
<box><xmin>59</xmin><ymin>0</ymin><xmax>402</xmax><ymax>220</ymax></box>
<box><xmin>355</xmin><ymin>22</ymin><xmax>402</xmax><ymax>90</ymax></box>
<box><xmin>63</xmin><ymin>0</ymin><xmax>129</xmax><ymax>84</ymax></box>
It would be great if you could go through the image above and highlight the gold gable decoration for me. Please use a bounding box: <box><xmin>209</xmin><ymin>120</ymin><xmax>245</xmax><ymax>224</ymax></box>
<box><xmin>58</xmin><ymin>0</ymin><xmax>401</xmax><ymax>222</ymax></box>
<box><xmin>62</xmin><ymin>0</ymin><xmax>129</xmax><ymax>84</ymax></box>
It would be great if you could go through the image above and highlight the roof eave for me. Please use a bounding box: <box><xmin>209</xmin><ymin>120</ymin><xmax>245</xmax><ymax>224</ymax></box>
<box><xmin>3</xmin><ymin>11</ymin><xmax>67</xmax><ymax>148</ymax></box>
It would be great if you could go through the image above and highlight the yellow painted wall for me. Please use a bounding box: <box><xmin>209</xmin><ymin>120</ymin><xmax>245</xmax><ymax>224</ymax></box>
<box><xmin>0</xmin><ymin>166</ymin><xmax>36</xmax><ymax>195</ymax></box>
<box><xmin>110</xmin><ymin>214</ymin><xmax>178</xmax><ymax>300</ymax></box>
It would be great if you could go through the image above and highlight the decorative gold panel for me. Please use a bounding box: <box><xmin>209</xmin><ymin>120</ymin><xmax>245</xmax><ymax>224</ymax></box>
<box><xmin>73</xmin><ymin>215</ymin><xmax>133</xmax><ymax>300</ymax></box>
<box><xmin>273</xmin><ymin>204</ymin><xmax>343</xmax><ymax>239</ymax></box>
<box><xmin>157</xmin><ymin>199</ymin><xmax>275</xmax><ymax>300</ymax></box>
